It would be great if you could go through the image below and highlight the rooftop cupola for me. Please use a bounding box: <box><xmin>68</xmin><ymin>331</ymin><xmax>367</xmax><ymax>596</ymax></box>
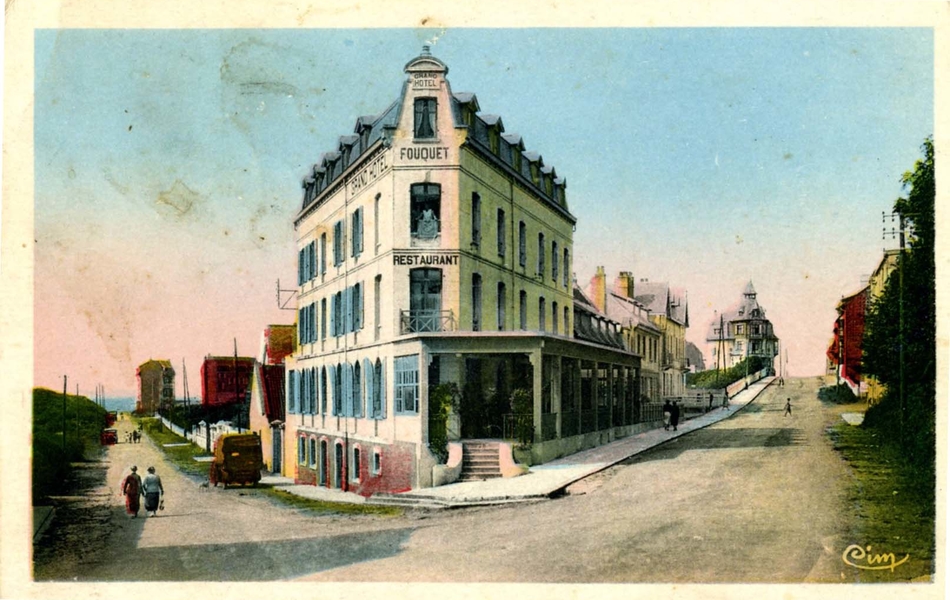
<box><xmin>404</xmin><ymin>45</ymin><xmax>448</xmax><ymax>76</ymax></box>
<box><xmin>743</xmin><ymin>281</ymin><xmax>757</xmax><ymax>298</ymax></box>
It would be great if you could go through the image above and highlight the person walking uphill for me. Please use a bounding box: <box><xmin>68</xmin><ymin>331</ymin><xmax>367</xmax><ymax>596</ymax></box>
<box><xmin>120</xmin><ymin>466</ymin><xmax>142</xmax><ymax>518</ymax></box>
<box><xmin>784</xmin><ymin>398</ymin><xmax>792</xmax><ymax>417</ymax></box>
<box><xmin>141</xmin><ymin>466</ymin><xmax>164</xmax><ymax>517</ymax></box>
<box><xmin>670</xmin><ymin>401</ymin><xmax>681</xmax><ymax>431</ymax></box>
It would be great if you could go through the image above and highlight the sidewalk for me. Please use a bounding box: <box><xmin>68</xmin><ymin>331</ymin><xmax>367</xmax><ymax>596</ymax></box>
<box><xmin>270</xmin><ymin>377</ymin><xmax>776</xmax><ymax>509</ymax></box>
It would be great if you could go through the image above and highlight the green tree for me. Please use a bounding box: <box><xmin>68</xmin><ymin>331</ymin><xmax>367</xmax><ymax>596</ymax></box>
<box><xmin>862</xmin><ymin>137</ymin><xmax>935</xmax><ymax>475</ymax></box>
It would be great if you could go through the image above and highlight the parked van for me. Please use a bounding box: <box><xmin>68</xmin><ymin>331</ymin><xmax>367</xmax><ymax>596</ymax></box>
<box><xmin>100</xmin><ymin>429</ymin><xmax>118</xmax><ymax>445</ymax></box>
<box><xmin>209</xmin><ymin>433</ymin><xmax>263</xmax><ymax>487</ymax></box>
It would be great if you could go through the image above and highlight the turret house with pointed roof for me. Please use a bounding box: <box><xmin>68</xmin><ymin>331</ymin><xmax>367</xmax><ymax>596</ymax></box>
<box><xmin>283</xmin><ymin>47</ymin><xmax>643</xmax><ymax>496</ymax></box>
<box><xmin>706</xmin><ymin>281</ymin><xmax>779</xmax><ymax>371</ymax></box>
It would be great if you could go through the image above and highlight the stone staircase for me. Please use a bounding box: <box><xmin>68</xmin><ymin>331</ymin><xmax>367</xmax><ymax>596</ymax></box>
<box><xmin>459</xmin><ymin>440</ymin><xmax>503</xmax><ymax>482</ymax></box>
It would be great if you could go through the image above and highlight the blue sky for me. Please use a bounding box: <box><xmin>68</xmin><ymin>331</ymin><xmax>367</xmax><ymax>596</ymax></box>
<box><xmin>33</xmin><ymin>28</ymin><xmax>934</xmax><ymax>394</ymax></box>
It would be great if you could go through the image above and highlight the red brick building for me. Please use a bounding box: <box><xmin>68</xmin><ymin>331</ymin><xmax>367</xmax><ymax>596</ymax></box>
<box><xmin>827</xmin><ymin>286</ymin><xmax>869</xmax><ymax>392</ymax></box>
<box><xmin>200</xmin><ymin>356</ymin><xmax>255</xmax><ymax>407</ymax></box>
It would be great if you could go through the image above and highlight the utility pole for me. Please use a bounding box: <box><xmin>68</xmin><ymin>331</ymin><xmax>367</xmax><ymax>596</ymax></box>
<box><xmin>62</xmin><ymin>376</ymin><xmax>67</xmax><ymax>457</ymax></box>
<box><xmin>884</xmin><ymin>210</ymin><xmax>909</xmax><ymax>448</ymax></box>
<box><xmin>898</xmin><ymin>214</ymin><xmax>906</xmax><ymax>447</ymax></box>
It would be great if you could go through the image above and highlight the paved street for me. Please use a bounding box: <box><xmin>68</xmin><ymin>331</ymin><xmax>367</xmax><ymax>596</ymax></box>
<box><xmin>300</xmin><ymin>376</ymin><xmax>851</xmax><ymax>583</ymax></box>
<box><xmin>34</xmin><ymin>377</ymin><xmax>852</xmax><ymax>582</ymax></box>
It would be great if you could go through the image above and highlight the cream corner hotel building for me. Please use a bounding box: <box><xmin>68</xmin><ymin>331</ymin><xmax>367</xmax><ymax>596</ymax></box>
<box><xmin>283</xmin><ymin>48</ymin><xmax>645</xmax><ymax>496</ymax></box>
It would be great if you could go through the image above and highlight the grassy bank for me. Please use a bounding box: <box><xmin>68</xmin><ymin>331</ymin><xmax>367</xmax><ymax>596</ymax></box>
<box><xmin>260</xmin><ymin>488</ymin><xmax>403</xmax><ymax>517</ymax></box>
<box><xmin>33</xmin><ymin>388</ymin><xmax>109</xmax><ymax>503</ymax></box>
<box><xmin>136</xmin><ymin>417</ymin><xmax>213</xmax><ymax>480</ymax></box>
<box><xmin>138</xmin><ymin>416</ymin><xmax>403</xmax><ymax>517</ymax></box>
<box><xmin>830</xmin><ymin>422</ymin><xmax>934</xmax><ymax>582</ymax></box>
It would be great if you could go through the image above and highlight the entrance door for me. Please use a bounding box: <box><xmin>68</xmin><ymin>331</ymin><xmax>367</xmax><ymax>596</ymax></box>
<box><xmin>272</xmin><ymin>427</ymin><xmax>282</xmax><ymax>473</ymax></box>
<box><xmin>409</xmin><ymin>268</ymin><xmax>442</xmax><ymax>332</ymax></box>
<box><xmin>334</xmin><ymin>443</ymin><xmax>344</xmax><ymax>489</ymax></box>
<box><xmin>319</xmin><ymin>440</ymin><xmax>328</xmax><ymax>487</ymax></box>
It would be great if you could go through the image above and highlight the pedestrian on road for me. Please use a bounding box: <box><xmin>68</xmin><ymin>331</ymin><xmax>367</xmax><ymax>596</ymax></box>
<box><xmin>120</xmin><ymin>466</ymin><xmax>142</xmax><ymax>518</ymax></box>
<box><xmin>670</xmin><ymin>401</ymin><xmax>681</xmax><ymax>431</ymax></box>
<box><xmin>784</xmin><ymin>398</ymin><xmax>792</xmax><ymax>417</ymax></box>
<box><xmin>662</xmin><ymin>400</ymin><xmax>672</xmax><ymax>430</ymax></box>
<box><xmin>133</xmin><ymin>431</ymin><xmax>140</xmax><ymax>444</ymax></box>
<box><xmin>141</xmin><ymin>466</ymin><xmax>164</xmax><ymax>517</ymax></box>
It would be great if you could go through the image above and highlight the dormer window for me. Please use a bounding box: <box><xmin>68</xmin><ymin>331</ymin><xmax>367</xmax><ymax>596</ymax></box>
<box><xmin>414</xmin><ymin>98</ymin><xmax>437</xmax><ymax>139</ymax></box>
<box><xmin>489</xmin><ymin>128</ymin><xmax>499</xmax><ymax>154</ymax></box>
<box><xmin>360</xmin><ymin>126</ymin><xmax>371</xmax><ymax>150</ymax></box>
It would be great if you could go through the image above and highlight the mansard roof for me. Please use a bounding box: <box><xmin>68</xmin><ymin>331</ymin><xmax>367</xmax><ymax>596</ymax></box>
<box><xmin>300</xmin><ymin>50</ymin><xmax>573</xmax><ymax>222</ymax></box>
<box><xmin>573</xmin><ymin>285</ymin><xmax>627</xmax><ymax>350</ymax></box>
<box><xmin>634</xmin><ymin>281</ymin><xmax>688</xmax><ymax>327</ymax></box>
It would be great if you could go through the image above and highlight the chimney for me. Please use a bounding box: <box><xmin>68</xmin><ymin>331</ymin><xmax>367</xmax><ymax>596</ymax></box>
<box><xmin>590</xmin><ymin>266</ymin><xmax>607</xmax><ymax>312</ymax></box>
<box><xmin>615</xmin><ymin>271</ymin><xmax>635</xmax><ymax>299</ymax></box>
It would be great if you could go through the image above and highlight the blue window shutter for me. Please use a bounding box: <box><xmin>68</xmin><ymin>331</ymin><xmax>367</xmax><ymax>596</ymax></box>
<box><xmin>287</xmin><ymin>370</ymin><xmax>295</xmax><ymax>414</ymax></box>
<box><xmin>307</xmin><ymin>369</ymin><xmax>313</xmax><ymax>414</ymax></box>
<box><xmin>293</xmin><ymin>371</ymin><xmax>300</xmax><ymax>414</ymax></box>
<box><xmin>330</xmin><ymin>295</ymin><xmax>337</xmax><ymax>337</ymax></box>
<box><xmin>312</xmin><ymin>304</ymin><xmax>317</xmax><ymax>342</ymax></box>
<box><xmin>355</xmin><ymin>283</ymin><xmax>363</xmax><ymax>330</ymax></box>
<box><xmin>320</xmin><ymin>235</ymin><xmax>326</xmax><ymax>275</ymax></box>
<box><xmin>309</xmin><ymin>368</ymin><xmax>316</xmax><ymax>414</ymax></box>
<box><xmin>345</xmin><ymin>287</ymin><xmax>354</xmax><ymax>333</ymax></box>
<box><xmin>310</xmin><ymin>242</ymin><xmax>316</xmax><ymax>281</ymax></box>
<box><xmin>319</xmin><ymin>367</ymin><xmax>325</xmax><ymax>415</ymax></box>
<box><xmin>363</xmin><ymin>358</ymin><xmax>373</xmax><ymax>418</ymax></box>
<box><xmin>343</xmin><ymin>363</ymin><xmax>352</xmax><ymax>417</ymax></box>
<box><xmin>380</xmin><ymin>359</ymin><xmax>387</xmax><ymax>419</ymax></box>
<box><xmin>303</xmin><ymin>369</ymin><xmax>310</xmax><ymax>414</ymax></box>
<box><xmin>298</xmin><ymin>249</ymin><xmax>303</xmax><ymax>285</ymax></box>
<box><xmin>306</xmin><ymin>368</ymin><xmax>311</xmax><ymax>414</ymax></box>
<box><xmin>357</xmin><ymin>208</ymin><xmax>364</xmax><ymax>255</ymax></box>
<box><xmin>359</xmin><ymin>282</ymin><xmax>364</xmax><ymax>330</ymax></box>
<box><xmin>328</xmin><ymin>365</ymin><xmax>337</xmax><ymax>415</ymax></box>
<box><xmin>304</xmin><ymin>305</ymin><xmax>309</xmax><ymax>344</ymax></box>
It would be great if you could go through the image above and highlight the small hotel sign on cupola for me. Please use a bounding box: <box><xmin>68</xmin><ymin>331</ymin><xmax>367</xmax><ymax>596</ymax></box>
<box><xmin>412</xmin><ymin>72</ymin><xmax>439</xmax><ymax>90</ymax></box>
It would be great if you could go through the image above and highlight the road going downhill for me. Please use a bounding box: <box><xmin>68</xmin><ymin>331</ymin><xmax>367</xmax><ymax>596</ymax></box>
<box><xmin>300</xmin><ymin>377</ymin><xmax>852</xmax><ymax>583</ymax></box>
<box><xmin>35</xmin><ymin>378</ymin><xmax>852</xmax><ymax>582</ymax></box>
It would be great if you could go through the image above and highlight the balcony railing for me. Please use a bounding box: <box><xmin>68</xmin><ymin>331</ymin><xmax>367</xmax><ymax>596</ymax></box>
<box><xmin>399</xmin><ymin>309</ymin><xmax>457</xmax><ymax>334</ymax></box>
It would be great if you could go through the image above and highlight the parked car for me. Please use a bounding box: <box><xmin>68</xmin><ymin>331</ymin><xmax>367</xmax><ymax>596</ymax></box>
<box><xmin>209</xmin><ymin>433</ymin><xmax>263</xmax><ymax>488</ymax></box>
<box><xmin>105</xmin><ymin>411</ymin><xmax>118</xmax><ymax>427</ymax></box>
<box><xmin>100</xmin><ymin>429</ymin><xmax>118</xmax><ymax>445</ymax></box>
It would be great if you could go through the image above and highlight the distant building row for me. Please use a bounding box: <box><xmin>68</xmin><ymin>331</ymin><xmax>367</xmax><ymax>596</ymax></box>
<box><xmin>826</xmin><ymin>250</ymin><xmax>899</xmax><ymax>399</ymax></box>
<box><xmin>135</xmin><ymin>325</ymin><xmax>296</xmax><ymax>414</ymax></box>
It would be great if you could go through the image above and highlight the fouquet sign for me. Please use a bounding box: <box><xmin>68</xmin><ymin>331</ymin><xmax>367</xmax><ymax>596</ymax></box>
<box><xmin>393</xmin><ymin>253</ymin><xmax>460</xmax><ymax>266</ymax></box>
<box><xmin>399</xmin><ymin>146</ymin><xmax>450</xmax><ymax>162</ymax></box>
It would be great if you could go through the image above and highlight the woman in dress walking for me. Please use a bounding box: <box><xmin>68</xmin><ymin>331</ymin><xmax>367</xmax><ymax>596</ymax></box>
<box><xmin>141</xmin><ymin>466</ymin><xmax>164</xmax><ymax>517</ymax></box>
<box><xmin>120</xmin><ymin>466</ymin><xmax>142</xmax><ymax>518</ymax></box>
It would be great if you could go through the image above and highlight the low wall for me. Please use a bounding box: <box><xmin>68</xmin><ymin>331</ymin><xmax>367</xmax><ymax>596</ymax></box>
<box><xmin>516</xmin><ymin>419</ymin><xmax>664</xmax><ymax>466</ymax></box>
<box><xmin>157</xmin><ymin>416</ymin><xmax>240</xmax><ymax>453</ymax></box>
